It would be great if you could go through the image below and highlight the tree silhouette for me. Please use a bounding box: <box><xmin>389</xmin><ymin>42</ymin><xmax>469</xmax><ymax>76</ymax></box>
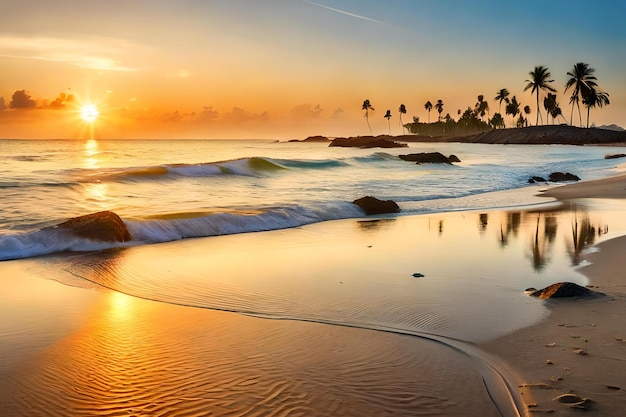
<box><xmin>523</xmin><ymin>105</ymin><xmax>531</xmax><ymax>127</ymax></box>
<box><xmin>494</xmin><ymin>88</ymin><xmax>510</xmax><ymax>113</ymax></box>
<box><xmin>362</xmin><ymin>99</ymin><xmax>374</xmax><ymax>134</ymax></box>
<box><xmin>543</xmin><ymin>93</ymin><xmax>557</xmax><ymax>124</ymax></box>
<box><xmin>384</xmin><ymin>109</ymin><xmax>392</xmax><ymax>134</ymax></box>
<box><xmin>490</xmin><ymin>112</ymin><xmax>505</xmax><ymax>129</ymax></box>
<box><xmin>524</xmin><ymin>66</ymin><xmax>556</xmax><ymax>126</ymax></box>
<box><xmin>583</xmin><ymin>88</ymin><xmax>610</xmax><ymax>128</ymax></box>
<box><xmin>476</xmin><ymin>95</ymin><xmax>489</xmax><ymax>121</ymax></box>
<box><xmin>564</xmin><ymin>63</ymin><xmax>598</xmax><ymax>127</ymax></box>
<box><xmin>424</xmin><ymin>100</ymin><xmax>433</xmax><ymax>123</ymax></box>
<box><xmin>505</xmin><ymin>96</ymin><xmax>520</xmax><ymax>126</ymax></box>
<box><xmin>399</xmin><ymin>104</ymin><xmax>407</xmax><ymax>133</ymax></box>
<box><xmin>434</xmin><ymin>99</ymin><xmax>444</xmax><ymax>122</ymax></box>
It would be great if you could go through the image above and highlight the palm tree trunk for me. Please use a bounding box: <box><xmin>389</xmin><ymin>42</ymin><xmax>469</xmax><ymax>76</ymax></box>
<box><xmin>536</xmin><ymin>91</ymin><xmax>539</xmax><ymax>126</ymax></box>
<box><xmin>586</xmin><ymin>106</ymin><xmax>590</xmax><ymax>128</ymax></box>
<box><xmin>576</xmin><ymin>102</ymin><xmax>583</xmax><ymax>127</ymax></box>
<box><xmin>570</xmin><ymin>101</ymin><xmax>575</xmax><ymax>126</ymax></box>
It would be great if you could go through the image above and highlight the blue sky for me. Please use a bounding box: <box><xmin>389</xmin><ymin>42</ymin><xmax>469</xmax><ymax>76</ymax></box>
<box><xmin>1</xmin><ymin>0</ymin><xmax>624</xmax><ymax>138</ymax></box>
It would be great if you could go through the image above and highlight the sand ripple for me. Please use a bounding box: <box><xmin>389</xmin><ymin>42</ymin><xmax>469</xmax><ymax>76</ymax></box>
<box><xmin>0</xmin><ymin>293</ymin><xmax>511</xmax><ymax>416</ymax></box>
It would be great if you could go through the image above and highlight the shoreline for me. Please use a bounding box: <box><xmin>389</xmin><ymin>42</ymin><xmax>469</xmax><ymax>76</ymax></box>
<box><xmin>481</xmin><ymin>173</ymin><xmax>626</xmax><ymax>416</ymax></box>
<box><xmin>2</xmin><ymin>174</ymin><xmax>626</xmax><ymax>415</ymax></box>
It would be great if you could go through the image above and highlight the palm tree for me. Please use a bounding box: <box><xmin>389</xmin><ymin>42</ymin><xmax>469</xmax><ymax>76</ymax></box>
<box><xmin>424</xmin><ymin>101</ymin><xmax>433</xmax><ymax>123</ymax></box>
<box><xmin>523</xmin><ymin>105</ymin><xmax>531</xmax><ymax>127</ymax></box>
<box><xmin>476</xmin><ymin>95</ymin><xmax>489</xmax><ymax>121</ymax></box>
<box><xmin>399</xmin><ymin>104</ymin><xmax>407</xmax><ymax>133</ymax></box>
<box><xmin>434</xmin><ymin>99</ymin><xmax>444</xmax><ymax>122</ymax></box>
<box><xmin>583</xmin><ymin>88</ymin><xmax>610</xmax><ymax>128</ymax></box>
<box><xmin>524</xmin><ymin>66</ymin><xmax>556</xmax><ymax>126</ymax></box>
<box><xmin>362</xmin><ymin>99</ymin><xmax>374</xmax><ymax>134</ymax></box>
<box><xmin>564</xmin><ymin>63</ymin><xmax>598</xmax><ymax>127</ymax></box>
<box><xmin>494</xmin><ymin>88</ymin><xmax>510</xmax><ymax>113</ymax></box>
<box><xmin>384</xmin><ymin>110</ymin><xmax>392</xmax><ymax>134</ymax></box>
<box><xmin>490</xmin><ymin>113</ymin><xmax>505</xmax><ymax>129</ymax></box>
<box><xmin>543</xmin><ymin>93</ymin><xmax>557</xmax><ymax>124</ymax></box>
<box><xmin>505</xmin><ymin>96</ymin><xmax>520</xmax><ymax>127</ymax></box>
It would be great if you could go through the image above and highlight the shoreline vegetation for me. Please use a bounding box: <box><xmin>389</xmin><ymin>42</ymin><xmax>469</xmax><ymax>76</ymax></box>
<box><xmin>294</xmin><ymin>125</ymin><xmax>626</xmax><ymax>147</ymax></box>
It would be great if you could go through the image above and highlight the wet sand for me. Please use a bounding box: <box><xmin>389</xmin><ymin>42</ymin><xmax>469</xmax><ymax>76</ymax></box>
<box><xmin>1</xmin><ymin>176</ymin><xmax>626</xmax><ymax>416</ymax></box>
<box><xmin>482</xmin><ymin>174</ymin><xmax>626</xmax><ymax>416</ymax></box>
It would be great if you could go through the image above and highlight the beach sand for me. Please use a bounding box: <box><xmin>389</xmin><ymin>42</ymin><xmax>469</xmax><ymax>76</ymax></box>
<box><xmin>1</xmin><ymin>175</ymin><xmax>626</xmax><ymax>416</ymax></box>
<box><xmin>482</xmin><ymin>174</ymin><xmax>626</xmax><ymax>416</ymax></box>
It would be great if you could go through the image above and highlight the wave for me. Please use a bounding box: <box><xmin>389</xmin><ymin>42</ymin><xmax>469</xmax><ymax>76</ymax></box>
<box><xmin>0</xmin><ymin>202</ymin><xmax>364</xmax><ymax>261</ymax></box>
<box><xmin>69</xmin><ymin>156</ymin><xmax>355</xmax><ymax>183</ymax></box>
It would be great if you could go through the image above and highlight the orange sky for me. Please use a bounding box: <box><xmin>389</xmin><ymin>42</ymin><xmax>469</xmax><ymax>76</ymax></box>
<box><xmin>1</xmin><ymin>1</ymin><xmax>625</xmax><ymax>139</ymax></box>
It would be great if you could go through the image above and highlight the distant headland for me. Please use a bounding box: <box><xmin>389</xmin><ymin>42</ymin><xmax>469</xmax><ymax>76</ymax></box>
<box><xmin>294</xmin><ymin>126</ymin><xmax>626</xmax><ymax>147</ymax></box>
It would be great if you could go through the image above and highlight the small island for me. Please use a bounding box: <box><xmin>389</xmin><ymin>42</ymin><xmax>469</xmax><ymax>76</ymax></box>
<box><xmin>294</xmin><ymin>126</ymin><xmax>626</xmax><ymax>148</ymax></box>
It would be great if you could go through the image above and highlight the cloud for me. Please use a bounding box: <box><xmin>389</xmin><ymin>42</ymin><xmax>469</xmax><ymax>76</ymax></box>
<box><xmin>223</xmin><ymin>107</ymin><xmax>269</xmax><ymax>123</ymax></box>
<box><xmin>290</xmin><ymin>103</ymin><xmax>323</xmax><ymax>119</ymax></box>
<box><xmin>49</xmin><ymin>92</ymin><xmax>75</xmax><ymax>109</ymax></box>
<box><xmin>301</xmin><ymin>0</ymin><xmax>384</xmax><ymax>24</ymax></box>
<box><xmin>332</xmin><ymin>107</ymin><xmax>344</xmax><ymax>119</ymax></box>
<box><xmin>0</xmin><ymin>35</ymin><xmax>147</xmax><ymax>71</ymax></box>
<box><xmin>10</xmin><ymin>89</ymin><xmax>36</xmax><ymax>109</ymax></box>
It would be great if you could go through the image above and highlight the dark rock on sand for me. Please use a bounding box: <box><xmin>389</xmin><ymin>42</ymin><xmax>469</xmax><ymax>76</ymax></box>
<box><xmin>353</xmin><ymin>196</ymin><xmax>400</xmax><ymax>215</ymax></box>
<box><xmin>605</xmin><ymin>153</ymin><xmax>626</xmax><ymax>159</ymax></box>
<box><xmin>527</xmin><ymin>282</ymin><xmax>604</xmax><ymax>300</ymax></box>
<box><xmin>448</xmin><ymin>154</ymin><xmax>461</xmax><ymax>163</ymax></box>
<box><xmin>329</xmin><ymin>136</ymin><xmax>408</xmax><ymax>148</ymax></box>
<box><xmin>528</xmin><ymin>176</ymin><xmax>547</xmax><ymax>183</ymax></box>
<box><xmin>399</xmin><ymin>152</ymin><xmax>459</xmax><ymax>164</ymax></box>
<box><xmin>50</xmin><ymin>210</ymin><xmax>132</xmax><ymax>242</ymax></box>
<box><xmin>549</xmin><ymin>172</ymin><xmax>581</xmax><ymax>182</ymax></box>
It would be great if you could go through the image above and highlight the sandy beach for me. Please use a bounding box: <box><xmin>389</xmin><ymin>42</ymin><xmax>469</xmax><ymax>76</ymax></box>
<box><xmin>1</xmin><ymin>174</ymin><xmax>626</xmax><ymax>416</ymax></box>
<box><xmin>482</xmin><ymin>173</ymin><xmax>626</xmax><ymax>416</ymax></box>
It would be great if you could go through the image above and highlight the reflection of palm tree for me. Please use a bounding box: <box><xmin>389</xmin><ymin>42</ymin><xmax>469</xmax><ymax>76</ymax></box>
<box><xmin>478</xmin><ymin>213</ymin><xmax>488</xmax><ymax>233</ymax></box>
<box><xmin>362</xmin><ymin>99</ymin><xmax>374</xmax><ymax>134</ymax></box>
<box><xmin>424</xmin><ymin>101</ymin><xmax>433</xmax><ymax>123</ymax></box>
<box><xmin>384</xmin><ymin>109</ymin><xmax>392</xmax><ymax>134</ymax></box>
<box><xmin>524</xmin><ymin>65</ymin><xmax>556</xmax><ymax>126</ymax></box>
<box><xmin>434</xmin><ymin>99</ymin><xmax>444</xmax><ymax>122</ymax></box>
<box><xmin>530</xmin><ymin>215</ymin><xmax>548</xmax><ymax>271</ymax></box>
<box><xmin>567</xmin><ymin>213</ymin><xmax>608</xmax><ymax>265</ymax></box>
<box><xmin>564</xmin><ymin>63</ymin><xmax>598</xmax><ymax>127</ymax></box>
<box><xmin>399</xmin><ymin>104</ymin><xmax>407</xmax><ymax>133</ymax></box>
<box><xmin>583</xmin><ymin>88</ymin><xmax>610</xmax><ymax>128</ymax></box>
<box><xmin>494</xmin><ymin>88</ymin><xmax>510</xmax><ymax>114</ymax></box>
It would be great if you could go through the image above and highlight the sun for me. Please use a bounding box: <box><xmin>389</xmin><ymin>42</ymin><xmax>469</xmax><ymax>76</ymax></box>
<box><xmin>80</xmin><ymin>104</ymin><xmax>100</xmax><ymax>123</ymax></box>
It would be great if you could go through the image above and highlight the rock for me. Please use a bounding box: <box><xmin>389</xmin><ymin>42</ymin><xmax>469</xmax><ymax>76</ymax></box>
<box><xmin>412</xmin><ymin>273</ymin><xmax>425</xmax><ymax>278</ymax></box>
<box><xmin>329</xmin><ymin>136</ymin><xmax>408</xmax><ymax>148</ymax></box>
<box><xmin>303</xmin><ymin>135</ymin><xmax>330</xmax><ymax>142</ymax></box>
<box><xmin>352</xmin><ymin>196</ymin><xmax>400</xmax><ymax>215</ymax></box>
<box><xmin>529</xmin><ymin>282</ymin><xmax>604</xmax><ymax>299</ymax></box>
<box><xmin>50</xmin><ymin>211</ymin><xmax>132</xmax><ymax>243</ymax></box>
<box><xmin>605</xmin><ymin>153</ymin><xmax>626</xmax><ymax>159</ymax></box>
<box><xmin>399</xmin><ymin>152</ymin><xmax>457</xmax><ymax>164</ymax></box>
<box><xmin>528</xmin><ymin>176</ymin><xmax>547</xmax><ymax>183</ymax></box>
<box><xmin>549</xmin><ymin>172</ymin><xmax>581</xmax><ymax>182</ymax></box>
<box><xmin>448</xmin><ymin>154</ymin><xmax>461</xmax><ymax>163</ymax></box>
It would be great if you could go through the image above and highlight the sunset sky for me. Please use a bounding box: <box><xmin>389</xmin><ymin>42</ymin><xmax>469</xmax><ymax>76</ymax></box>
<box><xmin>1</xmin><ymin>0</ymin><xmax>625</xmax><ymax>139</ymax></box>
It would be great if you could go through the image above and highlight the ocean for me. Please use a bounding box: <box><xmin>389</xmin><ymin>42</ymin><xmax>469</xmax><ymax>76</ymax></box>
<box><xmin>1</xmin><ymin>138</ymin><xmax>625</xmax><ymax>261</ymax></box>
<box><xmin>2</xmin><ymin>138</ymin><xmax>626</xmax><ymax>416</ymax></box>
